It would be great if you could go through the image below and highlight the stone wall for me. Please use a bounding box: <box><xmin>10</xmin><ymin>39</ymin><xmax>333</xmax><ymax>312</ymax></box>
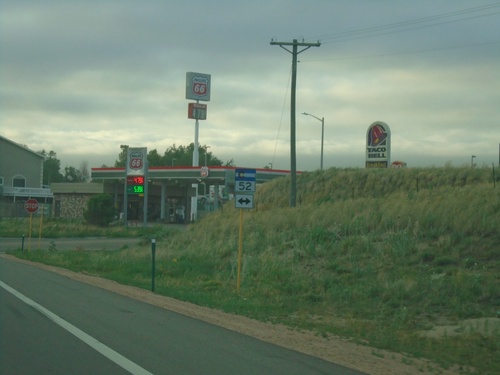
<box><xmin>59</xmin><ymin>194</ymin><xmax>91</xmax><ymax>219</ymax></box>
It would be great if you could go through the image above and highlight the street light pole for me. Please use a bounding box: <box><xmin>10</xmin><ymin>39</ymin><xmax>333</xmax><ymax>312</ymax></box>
<box><xmin>302</xmin><ymin>112</ymin><xmax>324</xmax><ymax>170</ymax></box>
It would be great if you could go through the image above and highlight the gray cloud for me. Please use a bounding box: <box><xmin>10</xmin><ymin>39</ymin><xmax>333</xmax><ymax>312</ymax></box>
<box><xmin>1</xmin><ymin>0</ymin><xmax>499</xmax><ymax>171</ymax></box>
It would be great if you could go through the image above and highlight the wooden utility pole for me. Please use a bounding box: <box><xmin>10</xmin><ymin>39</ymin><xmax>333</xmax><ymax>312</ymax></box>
<box><xmin>271</xmin><ymin>39</ymin><xmax>320</xmax><ymax>207</ymax></box>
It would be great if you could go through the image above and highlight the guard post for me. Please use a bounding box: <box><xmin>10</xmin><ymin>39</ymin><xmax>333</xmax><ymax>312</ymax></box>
<box><xmin>151</xmin><ymin>238</ymin><xmax>156</xmax><ymax>292</ymax></box>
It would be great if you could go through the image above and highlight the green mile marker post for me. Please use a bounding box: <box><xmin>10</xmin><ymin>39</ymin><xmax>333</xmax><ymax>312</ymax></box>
<box><xmin>151</xmin><ymin>238</ymin><xmax>156</xmax><ymax>292</ymax></box>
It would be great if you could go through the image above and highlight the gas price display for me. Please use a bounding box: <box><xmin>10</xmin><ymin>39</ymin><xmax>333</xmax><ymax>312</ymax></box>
<box><xmin>127</xmin><ymin>176</ymin><xmax>145</xmax><ymax>194</ymax></box>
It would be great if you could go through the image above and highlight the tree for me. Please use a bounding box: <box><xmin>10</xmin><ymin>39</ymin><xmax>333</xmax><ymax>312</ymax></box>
<box><xmin>114</xmin><ymin>148</ymin><xmax>127</xmax><ymax>168</ymax></box>
<box><xmin>148</xmin><ymin>149</ymin><xmax>163</xmax><ymax>167</ymax></box>
<box><xmin>83</xmin><ymin>194</ymin><xmax>116</xmax><ymax>227</ymax></box>
<box><xmin>162</xmin><ymin>143</ymin><xmax>228</xmax><ymax>166</ymax></box>
<box><xmin>63</xmin><ymin>161</ymin><xmax>89</xmax><ymax>182</ymax></box>
<box><xmin>79</xmin><ymin>161</ymin><xmax>90</xmax><ymax>182</ymax></box>
<box><xmin>39</xmin><ymin>150</ymin><xmax>64</xmax><ymax>185</ymax></box>
<box><xmin>63</xmin><ymin>166</ymin><xmax>81</xmax><ymax>182</ymax></box>
<box><xmin>114</xmin><ymin>143</ymin><xmax>229</xmax><ymax>167</ymax></box>
<box><xmin>39</xmin><ymin>150</ymin><xmax>89</xmax><ymax>184</ymax></box>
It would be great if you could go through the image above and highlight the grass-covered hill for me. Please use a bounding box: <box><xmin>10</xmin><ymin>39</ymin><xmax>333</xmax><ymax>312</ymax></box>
<box><xmin>176</xmin><ymin>166</ymin><xmax>499</xmax><ymax>373</ymax></box>
<box><xmin>6</xmin><ymin>166</ymin><xmax>500</xmax><ymax>374</ymax></box>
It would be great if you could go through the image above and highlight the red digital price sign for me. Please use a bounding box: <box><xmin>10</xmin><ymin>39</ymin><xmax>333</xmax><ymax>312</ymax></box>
<box><xmin>127</xmin><ymin>176</ymin><xmax>144</xmax><ymax>184</ymax></box>
<box><xmin>127</xmin><ymin>175</ymin><xmax>145</xmax><ymax>194</ymax></box>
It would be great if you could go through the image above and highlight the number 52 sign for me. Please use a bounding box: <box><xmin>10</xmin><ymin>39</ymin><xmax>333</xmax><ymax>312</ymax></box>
<box><xmin>234</xmin><ymin>169</ymin><xmax>256</xmax><ymax>192</ymax></box>
<box><xmin>186</xmin><ymin>72</ymin><xmax>211</xmax><ymax>101</ymax></box>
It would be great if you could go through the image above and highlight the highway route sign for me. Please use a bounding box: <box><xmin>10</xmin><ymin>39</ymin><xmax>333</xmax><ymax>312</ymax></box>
<box><xmin>234</xmin><ymin>168</ymin><xmax>256</xmax><ymax>193</ymax></box>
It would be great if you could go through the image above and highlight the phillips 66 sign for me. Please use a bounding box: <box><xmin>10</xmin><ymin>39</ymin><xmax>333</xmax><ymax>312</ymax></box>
<box><xmin>186</xmin><ymin>72</ymin><xmax>211</xmax><ymax>101</ymax></box>
<box><xmin>127</xmin><ymin>147</ymin><xmax>147</xmax><ymax>175</ymax></box>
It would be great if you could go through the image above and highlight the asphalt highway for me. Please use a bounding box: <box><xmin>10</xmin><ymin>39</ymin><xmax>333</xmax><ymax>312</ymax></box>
<box><xmin>0</xmin><ymin>257</ymin><xmax>367</xmax><ymax>374</ymax></box>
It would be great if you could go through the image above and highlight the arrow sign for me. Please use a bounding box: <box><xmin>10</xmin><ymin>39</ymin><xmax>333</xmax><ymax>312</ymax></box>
<box><xmin>235</xmin><ymin>194</ymin><xmax>254</xmax><ymax>209</ymax></box>
<box><xmin>238</xmin><ymin>197</ymin><xmax>251</xmax><ymax>205</ymax></box>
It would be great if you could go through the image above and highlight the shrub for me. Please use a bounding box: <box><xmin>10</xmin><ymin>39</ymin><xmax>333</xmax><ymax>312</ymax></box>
<box><xmin>83</xmin><ymin>194</ymin><xmax>116</xmax><ymax>227</ymax></box>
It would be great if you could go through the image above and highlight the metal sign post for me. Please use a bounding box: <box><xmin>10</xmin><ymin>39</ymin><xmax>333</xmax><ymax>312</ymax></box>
<box><xmin>237</xmin><ymin>209</ymin><xmax>244</xmax><ymax>291</ymax></box>
<box><xmin>126</xmin><ymin>147</ymin><xmax>148</xmax><ymax>226</ymax></box>
<box><xmin>24</xmin><ymin>198</ymin><xmax>39</xmax><ymax>251</ymax></box>
<box><xmin>234</xmin><ymin>169</ymin><xmax>256</xmax><ymax>291</ymax></box>
<box><xmin>186</xmin><ymin>72</ymin><xmax>211</xmax><ymax>222</ymax></box>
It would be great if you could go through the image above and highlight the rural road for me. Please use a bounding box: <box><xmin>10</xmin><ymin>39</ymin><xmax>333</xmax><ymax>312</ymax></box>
<box><xmin>0</xmin><ymin>257</ymin><xmax>366</xmax><ymax>374</ymax></box>
<box><xmin>0</xmin><ymin>236</ymin><xmax>144</xmax><ymax>252</ymax></box>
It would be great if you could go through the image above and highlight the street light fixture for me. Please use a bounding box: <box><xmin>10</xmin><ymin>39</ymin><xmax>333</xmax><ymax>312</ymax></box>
<box><xmin>302</xmin><ymin>112</ymin><xmax>324</xmax><ymax>170</ymax></box>
<box><xmin>204</xmin><ymin>145</ymin><xmax>211</xmax><ymax>166</ymax></box>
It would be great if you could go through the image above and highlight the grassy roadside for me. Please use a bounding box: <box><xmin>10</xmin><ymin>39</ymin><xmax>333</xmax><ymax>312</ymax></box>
<box><xmin>4</xmin><ymin>167</ymin><xmax>499</xmax><ymax>374</ymax></box>
<box><xmin>0</xmin><ymin>218</ymin><xmax>171</xmax><ymax>239</ymax></box>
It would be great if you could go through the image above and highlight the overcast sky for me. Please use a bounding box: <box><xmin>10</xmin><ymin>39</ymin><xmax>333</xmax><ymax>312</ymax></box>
<box><xmin>1</xmin><ymin>0</ymin><xmax>499</xmax><ymax>171</ymax></box>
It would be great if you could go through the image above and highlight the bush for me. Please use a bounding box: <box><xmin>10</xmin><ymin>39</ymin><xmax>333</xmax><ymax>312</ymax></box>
<box><xmin>83</xmin><ymin>194</ymin><xmax>116</xmax><ymax>227</ymax></box>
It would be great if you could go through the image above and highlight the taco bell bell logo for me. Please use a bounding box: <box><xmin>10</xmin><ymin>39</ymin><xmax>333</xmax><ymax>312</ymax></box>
<box><xmin>366</xmin><ymin>121</ymin><xmax>391</xmax><ymax>168</ymax></box>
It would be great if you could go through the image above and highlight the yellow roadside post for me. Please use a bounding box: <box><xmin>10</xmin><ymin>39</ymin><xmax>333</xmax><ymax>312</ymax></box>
<box><xmin>24</xmin><ymin>199</ymin><xmax>39</xmax><ymax>252</ymax></box>
<box><xmin>237</xmin><ymin>209</ymin><xmax>244</xmax><ymax>291</ymax></box>
<box><xmin>38</xmin><ymin>204</ymin><xmax>44</xmax><ymax>249</ymax></box>
<box><xmin>234</xmin><ymin>169</ymin><xmax>256</xmax><ymax>291</ymax></box>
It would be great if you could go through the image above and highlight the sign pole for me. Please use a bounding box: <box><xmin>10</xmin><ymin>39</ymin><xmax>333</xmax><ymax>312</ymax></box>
<box><xmin>237</xmin><ymin>208</ymin><xmax>244</xmax><ymax>291</ymax></box>
<box><xmin>234</xmin><ymin>168</ymin><xmax>256</xmax><ymax>291</ymax></box>
<box><xmin>28</xmin><ymin>213</ymin><xmax>33</xmax><ymax>252</ymax></box>
<box><xmin>24</xmin><ymin>198</ymin><xmax>39</xmax><ymax>251</ymax></box>
<box><xmin>186</xmin><ymin>72</ymin><xmax>211</xmax><ymax>222</ymax></box>
<box><xmin>191</xmin><ymin>104</ymin><xmax>199</xmax><ymax>222</ymax></box>
<box><xmin>38</xmin><ymin>204</ymin><xmax>44</xmax><ymax>249</ymax></box>
<box><xmin>123</xmin><ymin>146</ymin><xmax>129</xmax><ymax>227</ymax></box>
<box><xmin>126</xmin><ymin>147</ymin><xmax>147</xmax><ymax>225</ymax></box>
<box><xmin>143</xmin><ymin>160</ymin><xmax>149</xmax><ymax>227</ymax></box>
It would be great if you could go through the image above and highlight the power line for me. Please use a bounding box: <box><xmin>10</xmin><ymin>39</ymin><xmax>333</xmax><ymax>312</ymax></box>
<box><xmin>310</xmin><ymin>2</ymin><xmax>500</xmax><ymax>44</ymax></box>
<box><xmin>271</xmin><ymin>64</ymin><xmax>292</xmax><ymax>169</ymax></box>
<box><xmin>304</xmin><ymin>40</ymin><xmax>500</xmax><ymax>63</ymax></box>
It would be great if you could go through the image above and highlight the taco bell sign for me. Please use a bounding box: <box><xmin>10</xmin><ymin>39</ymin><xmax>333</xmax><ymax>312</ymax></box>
<box><xmin>366</xmin><ymin>121</ymin><xmax>391</xmax><ymax>168</ymax></box>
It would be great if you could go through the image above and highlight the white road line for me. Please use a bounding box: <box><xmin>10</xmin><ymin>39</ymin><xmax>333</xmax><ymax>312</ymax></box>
<box><xmin>0</xmin><ymin>280</ymin><xmax>153</xmax><ymax>375</ymax></box>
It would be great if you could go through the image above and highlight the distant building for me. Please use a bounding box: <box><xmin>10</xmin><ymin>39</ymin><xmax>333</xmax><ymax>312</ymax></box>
<box><xmin>0</xmin><ymin>135</ymin><xmax>52</xmax><ymax>216</ymax></box>
<box><xmin>51</xmin><ymin>182</ymin><xmax>108</xmax><ymax>219</ymax></box>
<box><xmin>391</xmin><ymin>161</ymin><xmax>407</xmax><ymax>168</ymax></box>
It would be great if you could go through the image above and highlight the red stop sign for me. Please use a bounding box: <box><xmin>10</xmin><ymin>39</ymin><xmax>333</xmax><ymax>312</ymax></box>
<box><xmin>24</xmin><ymin>198</ymin><xmax>39</xmax><ymax>213</ymax></box>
